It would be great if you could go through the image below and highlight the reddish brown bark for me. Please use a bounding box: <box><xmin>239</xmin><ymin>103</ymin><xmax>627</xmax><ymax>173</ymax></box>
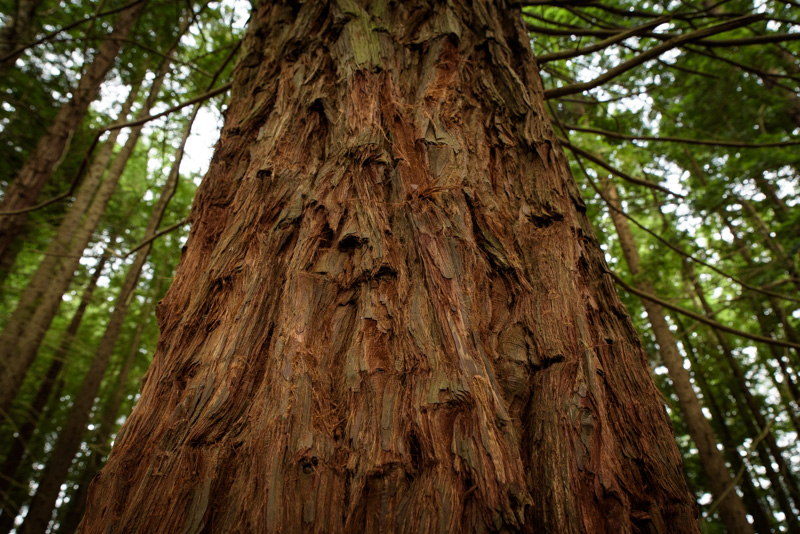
<box><xmin>0</xmin><ymin>0</ymin><xmax>147</xmax><ymax>260</ymax></box>
<box><xmin>80</xmin><ymin>2</ymin><xmax>698</xmax><ymax>533</ymax></box>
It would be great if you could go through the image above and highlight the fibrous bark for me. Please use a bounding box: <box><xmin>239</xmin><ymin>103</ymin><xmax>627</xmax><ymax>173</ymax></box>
<box><xmin>80</xmin><ymin>2</ymin><xmax>698</xmax><ymax>533</ymax></box>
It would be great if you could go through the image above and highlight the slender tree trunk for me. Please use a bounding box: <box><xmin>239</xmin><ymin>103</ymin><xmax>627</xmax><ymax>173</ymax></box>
<box><xmin>0</xmin><ymin>0</ymin><xmax>148</xmax><ymax>260</ymax></box>
<box><xmin>19</xmin><ymin>111</ymin><xmax>183</xmax><ymax>534</ymax></box>
<box><xmin>0</xmin><ymin>0</ymin><xmax>42</xmax><ymax>73</ymax></box>
<box><xmin>602</xmin><ymin>180</ymin><xmax>751</xmax><ymax>532</ymax></box>
<box><xmin>58</xmin><ymin>94</ymin><xmax>206</xmax><ymax>533</ymax></box>
<box><xmin>0</xmin><ymin>85</ymin><xmax>138</xmax><ymax>418</ymax></box>
<box><xmin>752</xmin><ymin>173</ymin><xmax>790</xmax><ymax>223</ymax></box>
<box><xmin>737</xmin><ymin>195</ymin><xmax>800</xmax><ymax>287</ymax></box>
<box><xmin>722</xmin><ymin>216</ymin><xmax>800</xmax><ymax>375</ymax></box>
<box><xmin>672</xmin><ymin>315</ymin><xmax>776</xmax><ymax>534</ymax></box>
<box><xmin>80</xmin><ymin>3</ymin><xmax>698</xmax><ymax>533</ymax></box>
<box><xmin>684</xmin><ymin>264</ymin><xmax>800</xmax><ymax>512</ymax></box>
<box><xmin>56</xmin><ymin>272</ymin><xmax>162</xmax><ymax>534</ymax></box>
<box><xmin>749</xmin><ymin>309</ymin><xmax>800</xmax><ymax>436</ymax></box>
<box><xmin>0</xmin><ymin>249</ymin><xmax>110</xmax><ymax>532</ymax></box>
<box><xmin>0</xmin><ymin>54</ymin><xmax>171</xmax><ymax>420</ymax></box>
<box><xmin>715</xmin><ymin>344</ymin><xmax>800</xmax><ymax>533</ymax></box>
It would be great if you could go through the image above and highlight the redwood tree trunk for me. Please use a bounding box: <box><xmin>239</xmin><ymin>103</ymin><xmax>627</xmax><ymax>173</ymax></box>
<box><xmin>80</xmin><ymin>2</ymin><xmax>698</xmax><ymax>533</ymax></box>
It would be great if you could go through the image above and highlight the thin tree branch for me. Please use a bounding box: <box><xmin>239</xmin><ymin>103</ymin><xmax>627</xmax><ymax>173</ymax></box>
<box><xmin>100</xmin><ymin>81</ymin><xmax>232</xmax><ymax>132</ymax></box>
<box><xmin>574</xmin><ymin>156</ymin><xmax>800</xmax><ymax>304</ymax></box>
<box><xmin>704</xmin><ymin>421</ymin><xmax>772</xmax><ymax>518</ymax></box>
<box><xmin>121</xmin><ymin>218</ymin><xmax>189</xmax><ymax>258</ymax></box>
<box><xmin>610</xmin><ymin>271</ymin><xmax>800</xmax><ymax>350</ymax></box>
<box><xmin>527</xmin><ymin>17</ymin><xmax>797</xmax><ymax>47</ymax></box>
<box><xmin>543</xmin><ymin>15</ymin><xmax>761</xmax><ymax>99</ymax></box>
<box><xmin>557</xmin><ymin>137</ymin><xmax>686</xmax><ymax>197</ymax></box>
<box><xmin>537</xmin><ymin>17</ymin><xmax>670</xmax><ymax>63</ymax></box>
<box><xmin>0</xmin><ymin>134</ymin><xmax>101</xmax><ymax>215</ymax></box>
<box><xmin>0</xmin><ymin>0</ymin><xmax>146</xmax><ymax>63</ymax></box>
<box><xmin>565</xmin><ymin>124</ymin><xmax>800</xmax><ymax>148</ymax></box>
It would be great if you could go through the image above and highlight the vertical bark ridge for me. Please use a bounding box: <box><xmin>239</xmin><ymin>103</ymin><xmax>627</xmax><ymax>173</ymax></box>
<box><xmin>80</xmin><ymin>2</ymin><xmax>698</xmax><ymax>533</ymax></box>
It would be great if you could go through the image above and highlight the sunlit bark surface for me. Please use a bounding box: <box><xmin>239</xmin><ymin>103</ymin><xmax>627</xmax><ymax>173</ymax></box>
<box><xmin>80</xmin><ymin>2</ymin><xmax>698</xmax><ymax>532</ymax></box>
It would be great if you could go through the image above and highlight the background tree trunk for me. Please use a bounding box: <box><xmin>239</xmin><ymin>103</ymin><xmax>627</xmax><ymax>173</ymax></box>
<box><xmin>0</xmin><ymin>0</ymin><xmax>148</xmax><ymax>261</ymax></box>
<box><xmin>0</xmin><ymin>54</ymin><xmax>170</xmax><ymax>418</ymax></box>
<box><xmin>0</xmin><ymin>248</ymin><xmax>110</xmax><ymax>529</ymax></box>
<box><xmin>601</xmin><ymin>179</ymin><xmax>752</xmax><ymax>533</ymax></box>
<box><xmin>0</xmin><ymin>0</ymin><xmax>42</xmax><ymax>73</ymax></box>
<box><xmin>18</xmin><ymin>117</ymin><xmax>182</xmax><ymax>534</ymax></box>
<box><xmin>79</xmin><ymin>2</ymin><xmax>699</xmax><ymax>532</ymax></box>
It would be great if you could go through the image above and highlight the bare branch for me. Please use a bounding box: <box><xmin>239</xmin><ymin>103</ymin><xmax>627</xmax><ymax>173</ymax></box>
<box><xmin>122</xmin><ymin>218</ymin><xmax>189</xmax><ymax>258</ymax></box>
<box><xmin>537</xmin><ymin>17</ymin><xmax>670</xmax><ymax>64</ymax></box>
<box><xmin>0</xmin><ymin>0</ymin><xmax>146</xmax><ymax>63</ymax></box>
<box><xmin>100</xmin><ymin>81</ymin><xmax>232</xmax><ymax>133</ymax></box>
<box><xmin>543</xmin><ymin>15</ymin><xmax>761</xmax><ymax>99</ymax></box>
<box><xmin>557</xmin><ymin>137</ymin><xmax>686</xmax><ymax>197</ymax></box>
<box><xmin>565</xmin><ymin>124</ymin><xmax>800</xmax><ymax>148</ymax></box>
<box><xmin>610</xmin><ymin>271</ymin><xmax>800</xmax><ymax>350</ymax></box>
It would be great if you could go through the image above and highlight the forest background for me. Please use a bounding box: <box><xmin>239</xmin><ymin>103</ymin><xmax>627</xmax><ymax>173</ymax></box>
<box><xmin>0</xmin><ymin>0</ymin><xmax>798</xmax><ymax>532</ymax></box>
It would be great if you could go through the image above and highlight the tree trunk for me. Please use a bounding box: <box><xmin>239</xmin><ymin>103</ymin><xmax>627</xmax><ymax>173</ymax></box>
<box><xmin>684</xmin><ymin>264</ymin><xmax>800</xmax><ymax>512</ymax></box>
<box><xmin>79</xmin><ymin>2</ymin><xmax>699</xmax><ymax>533</ymax></box>
<box><xmin>0</xmin><ymin>85</ymin><xmax>138</xmax><ymax>417</ymax></box>
<box><xmin>55</xmin><ymin>272</ymin><xmax>162</xmax><ymax>534</ymax></box>
<box><xmin>672</xmin><ymin>315</ymin><xmax>776</xmax><ymax>534</ymax></box>
<box><xmin>18</xmin><ymin>107</ymin><xmax>183</xmax><ymax>534</ymax></box>
<box><xmin>722</xmin><ymin>216</ymin><xmax>800</xmax><ymax>378</ymax></box>
<box><xmin>0</xmin><ymin>248</ymin><xmax>110</xmax><ymax>532</ymax></box>
<box><xmin>0</xmin><ymin>54</ymin><xmax>169</xmax><ymax>419</ymax></box>
<box><xmin>0</xmin><ymin>0</ymin><xmax>42</xmax><ymax>73</ymax></box>
<box><xmin>737</xmin><ymin>195</ymin><xmax>800</xmax><ymax>289</ymax></box>
<box><xmin>0</xmin><ymin>0</ymin><xmax>148</xmax><ymax>260</ymax></box>
<box><xmin>57</xmin><ymin>93</ymin><xmax>205</xmax><ymax>534</ymax></box>
<box><xmin>602</xmin><ymin>181</ymin><xmax>752</xmax><ymax>532</ymax></box>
